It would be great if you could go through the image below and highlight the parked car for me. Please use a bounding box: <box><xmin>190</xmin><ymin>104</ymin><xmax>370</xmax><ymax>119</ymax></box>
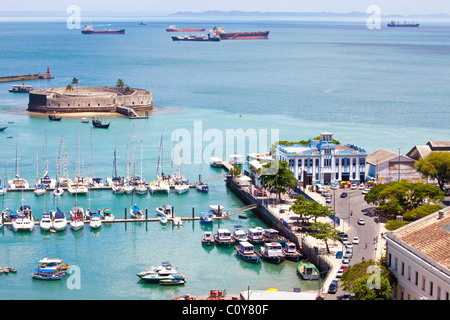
<box><xmin>336</xmin><ymin>269</ymin><xmax>344</xmax><ymax>278</ymax></box>
<box><xmin>359</xmin><ymin>184</ymin><xmax>365</xmax><ymax>190</ymax></box>
<box><xmin>357</xmin><ymin>218</ymin><xmax>365</xmax><ymax>225</ymax></box>
<box><xmin>362</xmin><ymin>188</ymin><xmax>371</xmax><ymax>194</ymax></box>
<box><xmin>254</xmin><ymin>189</ymin><xmax>266</xmax><ymax>197</ymax></box>
<box><xmin>352</xmin><ymin>236</ymin><xmax>360</xmax><ymax>244</ymax></box>
<box><xmin>351</xmin><ymin>184</ymin><xmax>357</xmax><ymax>190</ymax></box>
<box><xmin>328</xmin><ymin>280</ymin><xmax>339</xmax><ymax>293</ymax></box>
<box><xmin>340</xmin><ymin>192</ymin><xmax>348</xmax><ymax>198</ymax></box>
<box><xmin>326</xmin><ymin>197</ymin><xmax>332</xmax><ymax>204</ymax></box>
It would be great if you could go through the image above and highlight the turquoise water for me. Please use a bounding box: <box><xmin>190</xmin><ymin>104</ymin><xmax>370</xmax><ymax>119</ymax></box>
<box><xmin>0</xmin><ymin>18</ymin><xmax>449</xmax><ymax>300</ymax></box>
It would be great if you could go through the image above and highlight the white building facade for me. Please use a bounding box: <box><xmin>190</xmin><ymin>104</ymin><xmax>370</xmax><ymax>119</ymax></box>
<box><xmin>275</xmin><ymin>132</ymin><xmax>367</xmax><ymax>186</ymax></box>
<box><xmin>385</xmin><ymin>207</ymin><xmax>450</xmax><ymax>300</ymax></box>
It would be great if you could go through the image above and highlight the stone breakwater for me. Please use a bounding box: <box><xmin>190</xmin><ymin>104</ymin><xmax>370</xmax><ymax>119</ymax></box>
<box><xmin>27</xmin><ymin>86</ymin><xmax>153</xmax><ymax>114</ymax></box>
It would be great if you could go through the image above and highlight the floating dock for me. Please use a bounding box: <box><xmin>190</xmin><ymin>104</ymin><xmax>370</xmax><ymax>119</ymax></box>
<box><xmin>0</xmin><ymin>72</ymin><xmax>53</xmax><ymax>83</ymax></box>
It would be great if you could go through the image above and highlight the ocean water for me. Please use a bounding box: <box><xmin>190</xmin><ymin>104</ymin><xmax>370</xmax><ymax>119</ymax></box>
<box><xmin>0</xmin><ymin>18</ymin><xmax>449</xmax><ymax>300</ymax></box>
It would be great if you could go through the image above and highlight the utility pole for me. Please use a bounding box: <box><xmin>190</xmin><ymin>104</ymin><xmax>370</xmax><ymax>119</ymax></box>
<box><xmin>397</xmin><ymin>147</ymin><xmax>402</xmax><ymax>181</ymax></box>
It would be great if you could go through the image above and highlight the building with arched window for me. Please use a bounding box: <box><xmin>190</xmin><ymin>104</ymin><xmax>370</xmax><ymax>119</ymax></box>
<box><xmin>275</xmin><ymin>132</ymin><xmax>367</xmax><ymax>186</ymax></box>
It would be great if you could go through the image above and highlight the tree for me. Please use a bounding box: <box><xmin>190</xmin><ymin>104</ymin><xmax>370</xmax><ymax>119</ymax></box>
<box><xmin>229</xmin><ymin>164</ymin><xmax>242</xmax><ymax>177</ymax></box>
<box><xmin>307</xmin><ymin>221</ymin><xmax>340</xmax><ymax>253</ymax></box>
<box><xmin>116</xmin><ymin>79</ymin><xmax>125</xmax><ymax>88</ymax></box>
<box><xmin>416</xmin><ymin>151</ymin><xmax>450</xmax><ymax>191</ymax></box>
<box><xmin>71</xmin><ymin>77</ymin><xmax>79</xmax><ymax>96</ymax></box>
<box><xmin>65</xmin><ymin>84</ymin><xmax>73</xmax><ymax>91</ymax></box>
<box><xmin>260</xmin><ymin>160</ymin><xmax>297</xmax><ymax>202</ymax></box>
<box><xmin>340</xmin><ymin>260</ymin><xmax>395</xmax><ymax>300</ymax></box>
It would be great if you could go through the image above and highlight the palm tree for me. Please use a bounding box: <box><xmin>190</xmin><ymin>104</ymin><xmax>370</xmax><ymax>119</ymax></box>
<box><xmin>65</xmin><ymin>84</ymin><xmax>73</xmax><ymax>91</ymax></box>
<box><xmin>71</xmin><ymin>77</ymin><xmax>79</xmax><ymax>96</ymax></box>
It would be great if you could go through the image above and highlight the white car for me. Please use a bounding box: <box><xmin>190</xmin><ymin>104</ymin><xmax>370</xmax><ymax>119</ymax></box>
<box><xmin>359</xmin><ymin>184</ymin><xmax>365</xmax><ymax>190</ymax></box>
<box><xmin>362</xmin><ymin>188</ymin><xmax>371</xmax><ymax>194</ymax></box>
<box><xmin>352</xmin><ymin>237</ymin><xmax>360</xmax><ymax>244</ymax></box>
<box><xmin>351</xmin><ymin>184</ymin><xmax>357</xmax><ymax>190</ymax></box>
<box><xmin>358</xmin><ymin>218</ymin><xmax>365</xmax><ymax>225</ymax></box>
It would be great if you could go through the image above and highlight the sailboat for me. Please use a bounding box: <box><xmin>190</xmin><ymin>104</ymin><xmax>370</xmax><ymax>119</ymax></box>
<box><xmin>107</xmin><ymin>142</ymin><xmax>125</xmax><ymax>194</ymax></box>
<box><xmin>134</xmin><ymin>140</ymin><xmax>148</xmax><ymax>195</ymax></box>
<box><xmin>69</xmin><ymin>185</ymin><xmax>84</xmax><ymax>231</ymax></box>
<box><xmin>67</xmin><ymin>136</ymin><xmax>88</xmax><ymax>195</ymax></box>
<box><xmin>51</xmin><ymin>208</ymin><xmax>67</xmax><ymax>232</ymax></box>
<box><xmin>57</xmin><ymin>135</ymin><xmax>71</xmax><ymax>188</ymax></box>
<box><xmin>34</xmin><ymin>149</ymin><xmax>46</xmax><ymax>196</ymax></box>
<box><xmin>149</xmin><ymin>135</ymin><xmax>170</xmax><ymax>194</ymax></box>
<box><xmin>35</xmin><ymin>131</ymin><xmax>57</xmax><ymax>191</ymax></box>
<box><xmin>130</xmin><ymin>203</ymin><xmax>144</xmax><ymax>219</ymax></box>
<box><xmin>173</xmin><ymin>140</ymin><xmax>189</xmax><ymax>194</ymax></box>
<box><xmin>8</xmin><ymin>141</ymin><xmax>30</xmax><ymax>189</ymax></box>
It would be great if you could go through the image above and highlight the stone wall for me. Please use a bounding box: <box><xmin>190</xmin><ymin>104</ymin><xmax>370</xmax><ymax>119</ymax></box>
<box><xmin>27</xmin><ymin>86</ymin><xmax>153</xmax><ymax>113</ymax></box>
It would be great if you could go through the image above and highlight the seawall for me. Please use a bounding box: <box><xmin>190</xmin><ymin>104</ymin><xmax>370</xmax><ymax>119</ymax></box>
<box><xmin>0</xmin><ymin>73</ymin><xmax>53</xmax><ymax>83</ymax></box>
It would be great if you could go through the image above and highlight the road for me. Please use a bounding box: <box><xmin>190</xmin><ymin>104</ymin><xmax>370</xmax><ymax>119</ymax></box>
<box><xmin>325</xmin><ymin>187</ymin><xmax>381</xmax><ymax>299</ymax></box>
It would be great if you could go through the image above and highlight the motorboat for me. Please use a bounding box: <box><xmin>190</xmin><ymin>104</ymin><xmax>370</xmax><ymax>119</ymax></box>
<box><xmin>89</xmin><ymin>213</ymin><xmax>102</xmax><ymax>229</ymax></box>
<box><xmin>156</xmin><ymin>204</ymin><xmax>172</xmax><ymax>217</ymax></box>
<box><xmin>34</xmin><ymin>184</ymin><xmax>46</xmax><ymax>196</ymax></box>
<box><xmin>131</xmin><ymin>204</ymin><xmax>144</xmax><ymax>219</ymax></box>
<box><xmin>263</xmin><ymin>228</ymin><xmax>287</xmax><ymax>246</ymax></box>
<box><xmin>53</xmin><ymin>184</ymin><xmax>64</xmax><ymax>197</ymax></box>
<box><xmin>259</xmin><ymin>242</ymin><xmax>285</xmax><ymax>264</ymax></box>
<box><xmin>229</xmin><ymin>154</ymin><xmax>243</xmax><ymax>166</ymax></box>
<box><xmin>159</xmin><ymin>274</ymin><xmax>186</xmax><ymax>285</ymax></box>
<box><xmin>235</xmin><ymin>241</ymin><xmax>260</xmax><ymax>264</ymax></box>
<box><xmin>283</xmin><ymin>242</ymin><xmax>302</xmax><ymax>262</ymax></box>
<box><xmin>196</xmin><ymin>181</ymin><xmax>209</xmax><ymax>193</ymax></box>
<box><xmin>232</xmin><ymin>225</ymin><xmax>248</xmax><ymax>242</ymax></box>
<box><xmin>209</xmin><ymin>205</ymin><xmax>227</xmax><ymax>216</ymax></box>
<box><xmin>31</xmin><ymin>268</ymin><xmax>65</xmax><ymax>280</ymax></box>
<box><xmin>89</xmin><ymin>177</ymin><xmax>104</xmax><ymax>188</ymax></box>
<box><xmin>39</xmin><ymin>212</ymin><xmax>52</xmax><ymax>231</ymax></box>
<box><xmin>37</xmin><ymin>258</ymin><xmax>70</xmax><ymax>271</ymax></box>
<box><xmin>138</xmin><ymin>262</ymin><xmax>182</xmax><ymax>283</ymax></box>
<box><xmin>0</xmin><ymin>184</ymin><xmax>6</xmax><ymax>196</ymax></box>
<box><xmin>124</xmin><ymin>182</ymin><xmax>134</xmax><ymax>194</ymax></box>
<box><xmin>159</xmin><ymin>216</ymin><xmax>168</xmax><ymax>225</ymax></box>
<box><xmin>200</xmin><ymin>212</ymin><xmax>213</xmax><ymax>225</ymax></box>
<box><xmin>201</xmin><ymin>231</ymin><xmax>214</xmax><ymax>246</ymax></box>
<box><xmin>209</xmin><ymin>157</ymin><xmax>223</xmax><ymax>168</ymax></box>
<box><xmin>100</xmin><ymin>208</ymin><xmax>114</xmax><ymax>221</ymax></box>
<box><xmin>247</xmin><ymin>227</ymin><xmax>265</xmax><ymax>245</ymax></box>
<box><xmin>214</xmin><ymin>229</ymin><xmax>235</xmax><ymax>248</ymax></box>
<box><xmin>134</xmin><ymin>182</ymin><xmax>148</xmax><ymax>195</ymax></box>
<box><xmin>51</xmin><ymin>209</ymin><xmax>67</xmax><ymax>232</ymax></box>
<box><xmin>69</xmin><ymin>207</ymin><xmax>84</xmax><ymax>231</ymax></box>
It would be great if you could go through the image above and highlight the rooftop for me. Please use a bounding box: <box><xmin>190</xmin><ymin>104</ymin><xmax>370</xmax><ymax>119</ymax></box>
<box><xmin>388</xmin><ymin>207</ymin><xmax>450</xmax><ymax>271</ymax></box>
<box><xmin>366</xmin><ymin>148</ymin><xmax>414</xmax><ymax>165</ymax></box>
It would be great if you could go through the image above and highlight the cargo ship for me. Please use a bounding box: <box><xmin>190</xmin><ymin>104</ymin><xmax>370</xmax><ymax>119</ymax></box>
<box><xmin>166</xmin><ymin>25</ymin><xmax>206</xmax><ymax>32</ymax></box>
<box><xmin>81</xmin><ymin>25</ymin><xmax>125</xmax><ymax>34</ymax></box>
<box><xmin>213</xmin><ymin>26</ymin><xmax>269</xmax><ymax>40</ymax></box>
<box><xmin>171</xmin><ymin>33</ymin><xmax>220</xmax><ymax>42</ymax></box>
<box><xmin>387</xmin><ymin>21</ymin><xmax>419</xmax><ymax>27</ymax></box>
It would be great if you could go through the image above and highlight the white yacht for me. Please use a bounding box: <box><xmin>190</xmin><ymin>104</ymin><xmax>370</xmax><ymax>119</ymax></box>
<box><xmin>69</xmin><ymin>207</ymin><xmax>84</xmax><ymax>231</ymax></box>
<box><xmin>175</xmin><ymin>183</ymin><xmax>189</xmax><ymax>194</ymax></box>
<box><xmin>149</xmin><ymin>179</ymin><xmax>170</xmax><ymax>194</ymax></box>
<box><xmin>172</xmin><ymin>217</ymin><xmax>183</xmax><ymax>226</ymax></box>
<box><xmin>156</xmin><ymin>204</ymin><xmax>172</xmax><ymax>217</ymax></box>
<box><xmin>12</xmin><ymin>205</ymin><xmax>35</xmax><ymax>232</ymax></box>
<box><xmin>8</xmin><ymin>174</ymin><xmax>30</xmax><ymax>190</ymax></box>
<box><xmin>51</xmin><ymin>209</ymin><xmax>67</xmax><ymax>232</ymax></box>
<box><xmin>89</xmin><ymin>213</ymin><xmax>102</xmax><ymax>229</ymax></box>
<box><xmin>232</xmin><ymin>225</ymin><xmax>248</xmax><ymax>242</ymax></box>
<box><xmin>34</xmin><ymin>184</ymin><xmax>46</xmax><ymax>196</ymax></box>
<box><xmin>67</xmin><ymin>181</ymin><xmax>88</xmax><ymax>195</ymax></box>
<box><xmin>39</xmin><ymin>212</ymin><xmax>52</xmax><ymax>231</ymax></box>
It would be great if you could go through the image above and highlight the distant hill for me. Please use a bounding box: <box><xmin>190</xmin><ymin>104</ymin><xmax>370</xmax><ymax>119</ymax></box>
<box><xmin>170</xmin><ymin>10</ymin><xmax>450</xmax><ymax>19</ymax></box>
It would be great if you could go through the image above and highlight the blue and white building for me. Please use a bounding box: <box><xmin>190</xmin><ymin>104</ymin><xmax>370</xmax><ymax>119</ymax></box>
<box><xmin>275</xmin><ymin>132</ymin><xmax>367</xmax><ymax>186</ymax></box>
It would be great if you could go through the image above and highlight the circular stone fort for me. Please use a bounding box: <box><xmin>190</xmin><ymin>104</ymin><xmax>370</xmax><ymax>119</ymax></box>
<box><xmin>27</xmin><ymin>86</ymin><xmax>153</xmax><ymax>115</ymax></box>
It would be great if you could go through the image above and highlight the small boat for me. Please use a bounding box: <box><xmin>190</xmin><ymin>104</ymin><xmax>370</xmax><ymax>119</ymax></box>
<box><xmin>39</xmin><ymin>212</ymin><xmax>52</xmax><ymax>231</ymax></box>
<box><xmin>138</xmin><ymin>262</ymin><xmax>180</xmax><ymax>283</ymax></box>
<box><xmin>31</xmin><ymin>268</ymin><xmax>65</xmax><ymax>280</ymax></box>
<box><xmin>173</xmin><ymin>217</ymin><xmax>183</xmax><ymax>226</ymax></box>
<box><xmin>259</xmin><ymin>242</ymin><xmax>285</xmax><ymax>264</ymax></box>
<box><xmin>92</xmin><ymin>116</ymin><xmax>110</xmax><ymax>129</ymax></box>
<box><xmin>159</xmin><ymin>274</ymin><xmax>186</xmax><ymax>285</ymax></box>
<box><xmin>34</xmin><ymin>184</ymin><xmax>46</xmax><ymax>196</ymax></box>
<box><xmin>12</xmin><ymin>205</ymin><xmax>34</xmax><ymax>232</ymax></box>
<box><xmin>51</xmin><ymin>209</ymin><xmax>67</xmax><ymax>232</ymax></box>
<box><xmin>235</xmin><ymin>241</ymin><xmax>261</xmax><ymax>264</ymax></box>
<box><xmin>0</xmin><ymin>184</ymin><xmax>6</xmax><ymax>196</ymax></box>
<box><xmin>209</xmin><ymin>157</ymin><xmax>223</xmax><ymax>168</ymax></box>
<box><xmin>48</xmin><ymin>114</ymin><xmax>62</xmax><ymax>121</ymax></box>
<box><xmin>130</xmin><ymin>204</ymin><xmax>145</xmax><ymax>219</ymax></box>
<box><xmin>156</xmin><ymin>204</ymin><xmax>172</xmax><ymax>217</ymax></box>
<box><xmin>100</xmin><ymin>208</ymin><xmax>114</xmax><ymax>220</ymax></box>
<box><xmin>232</xmin><ymin>225</ymin><xmax>248</xmax><ymax>242</ymax></box>
<box><xmin>263</xmin><ymin>228</ymin><xmax>287</xmax><ymax>246</ymax></box>
<box><xmin>200</xmin><ymin>212</ymin><xmax>213</xmax><ymax>225</ymax></box>
<box><xmin>196</xmin><ymin>182</ymin><xmax>209</xmax><ymax>193</ymax></box>
<box><xmin>37</xmin><ymin>258</ymin><xmax>70</xmax><ymax>271</ymax></box>
<box><xmin>201</xmin><ymin>231</ymin><xmax>214</xmax><ymax>246</ymax></box>
<box><xmin>89</xmin><ymin>213</ymin><xmax>102</xmax><ymax>229</ymax></box>
<box><xmin>247</xmin><ymin>227</ymin><xmax>265</xmax><ymax>245</ymax></box>
<box><xmin>81</xmin><ymin>117</ymin><xmax>89</xmax><ymax>123</ymax></box>
<box><xmin>283</xmin><ymin>242</ymin><xmax>302</xmax><ymax>262</ymax></box>
<box><xmin>297</xmin><ymin>260</ymin><xmax>320</xmax><ymax>280</ymax></box>
<box><xmin>9</xmin><ymin>84</ymin><xmax>35</xmax><ymax>93</ymax></box>
<box><xmin>214</xmin><ymin>229</ymin><xmax>235</xmax><ymax>248</ymax></box>
<box><xmin>159</xmin><ymin>216</ymin><xmax>168</xmax><ymax>225</ymax></box>
<box><xmin>53</xmin><ymin>182</ymin><xmax>64</xmax><ymax>196</ymax></box>
<box><xmin>0</xmin><ymin>126</ymin><xmax>7</xmax><ymax>132</ymax></box>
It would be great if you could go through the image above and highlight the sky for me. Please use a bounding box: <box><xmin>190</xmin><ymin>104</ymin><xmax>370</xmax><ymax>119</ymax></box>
<box><xmin>1</xmin><ymin>0</ymin><xmax>449</xmax><ymax>15</ymax></box>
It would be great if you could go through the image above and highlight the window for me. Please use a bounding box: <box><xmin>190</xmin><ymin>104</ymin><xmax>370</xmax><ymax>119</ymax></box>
<box><xmin>394</xmin><ymin>257</ymin><xmax>398</xmax><ymax>271</ymax></box>
<box><xmin>315</xmin><ymin>159</ymin><xmax>319</xmax><ymax>167</ymax></box>
<box><xmin>422</xmin><ymin>276</ymin><xmax>426</xmax><ymax>291</ymax></box>
<box><xmin>408</xmin><ymin>266</ymin><xmax>411</xmax><ymax>281</ymax></box>
<box><xmin>401</xmin><ymin>262</ymin><xmax>404</xmax><ymax>276</ymax></box>
<box><xmin>336</xmin><ymin>158</ymin><xmax>339</xmax><ymax>167</ymax></box>
<box><xmin>430</xmin><ymin>282</ymin><xmax>433</xmax><ymax>296</ymax></box>
<box><xmin>415</xmin><ymin>271</ymin><xmax>418</xmax><ymax>286</ymax></box>
<box><xmin>353</xmin><ymin>158</ymin><xmax>356</xmax><ymax>166</ymax></box>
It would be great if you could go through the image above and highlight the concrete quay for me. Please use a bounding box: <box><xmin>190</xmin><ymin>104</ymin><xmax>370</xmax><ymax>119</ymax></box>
<box><xmin>0</xmin><ymin>72</ymin><xmax>53</xmax><ymax>83</ymax></box>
